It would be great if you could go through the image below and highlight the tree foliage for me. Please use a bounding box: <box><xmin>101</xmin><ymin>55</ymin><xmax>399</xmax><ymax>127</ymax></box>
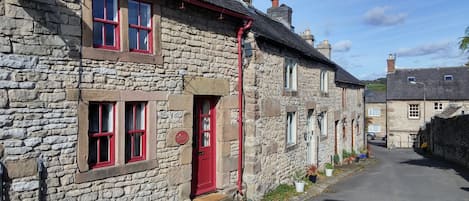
<box><xmin>459</xmin><ymin>26</ymin><xmax>469</xmax><ymax>53</ymax></box>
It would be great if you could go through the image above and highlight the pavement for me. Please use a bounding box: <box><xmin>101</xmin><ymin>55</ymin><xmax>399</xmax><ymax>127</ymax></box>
<box><xmin>308</xmin><ymin>140</ymin><xmax>469</xmax><ymax>201</ymax></box>
<box><xmin>289</xmin><ymin>150</ymin><xmax>377</xmax><ymax>201</ymax></box>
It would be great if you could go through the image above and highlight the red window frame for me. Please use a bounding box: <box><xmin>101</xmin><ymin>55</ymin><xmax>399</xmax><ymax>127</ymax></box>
<box><xmin>128</xmin><ymin>0</ymin><xmax>153</xmax><ymax>53</ymax></box>
<box><xmin>126</xmin><ymin>102</ymin><xmax>147</xmax><ymax>162</ymax></box>
<box><xmin>88</xmin><ymin>102</ymin><xmax>116</xmax><ymax>169</ymax></box>
<box><xmin>92</xmin><ymin>0</ymin><xmax>120</xmax><ymax>50</ymax></box>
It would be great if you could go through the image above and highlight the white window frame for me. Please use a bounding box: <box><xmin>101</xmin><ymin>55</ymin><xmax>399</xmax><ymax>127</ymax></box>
<box><xmin>444</xmin><ymin>75</ymin><xmax>453</xmax><ymax>81</ymax></box>
<box><xmin>408</xmin><ymin>104</ymin><xmax>420</xmax><ymax>119</ymax></box>
<box><xmin>368</xmin><ymin>124</ymin><xmax>381</xmax><ymax>132</ymax></box>
<box><xmin>320</xmin><ymin>112</ymin><xmax>328</xmax><ymax>137</ymax></box>
<box><xmin>286</xmin><ymin>112</ymin><xmax>297</xmax><ymax>145</ymax></box>
<box><xmin>434</xmin><ymin>102</ymin><xmax>443</xmax><ymax>111</ymax></box>
<box><xmin>284</xmin><ymin>59</ymin><xmax>297</xmax><ymax>91</ymax></box>
<box><xmin>367</xmin><ymin>108</ymin><xmax>381</xmax><ymax>117</ymax></box>
<box><xmin>320</xmin><ymin>70</ymin><xmax>328</xmax><ymax>93</ymax></box>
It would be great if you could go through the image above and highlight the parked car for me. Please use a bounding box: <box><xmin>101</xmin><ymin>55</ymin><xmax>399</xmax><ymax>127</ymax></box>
<box><xmin>367</xmin><ymin>132</ymin><xmax>376</xmax><ymax>140</ymax></box>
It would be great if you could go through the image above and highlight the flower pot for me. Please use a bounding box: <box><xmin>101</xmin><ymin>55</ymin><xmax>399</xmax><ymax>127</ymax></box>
<box><xmin>294</xmin><ymin>181</ymin><xmax>305</xmax><ymax>192</ymax></box>
<box><xmin>325</xmin><ymin>168</ymin><xmax>333</xmax><ymax>177</ymax></box>
<box><xmin>308</xmin><ymin>175</ymin><xmax>317</xmax><ymax>183</ymax></box>
<box><xmin>359</xmin><ymin>153</ymin><xmax>366</xmax><ymax>159</ymax></box>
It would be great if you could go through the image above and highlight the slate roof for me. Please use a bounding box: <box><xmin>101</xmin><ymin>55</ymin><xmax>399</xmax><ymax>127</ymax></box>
<box><xmin>365</xmin><ymin>90</ymin><xmax>386</xmax><ymax>103</ymax></box>
<box><xmin>198</xmin><ymin>0</ymin><xmax>363</xmax><ymax>87</ymax></box>
<box><xmin>335</xmin><ymin>66</ymin><xmax>364</xmax><ymax>86</ymax></box>
<box><xmin>387</xmin><ymin>67</ymin><xmax>469</xmax><ymax>100</ymax></box>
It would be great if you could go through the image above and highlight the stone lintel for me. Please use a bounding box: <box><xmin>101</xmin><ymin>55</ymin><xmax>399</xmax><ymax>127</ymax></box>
<box><xmin>305</xmin><ymin>101</ymin><xmax>316</xmax><ymax>110</ymax></box>
<box><xmin>4</xmin><ymin>158</ymin><xmax>37</xmax><ymax>179</ymax></box>
<box><xmin>66</xmin><ymin>89</ymin><xmax>168</xmax><ymax>101</ymax></box>
<box><xmin>184</xmin><ymin>76</ymin><xmax>229</xmax><ymax>96</ymax></box>
<box><xmin>261</xmin><ymin>98</ymin><xmax>280</xmax><ymax>117</ymax></box>
<box><xmin>168</xmin><ymin>94</ymin><xmax>193</xmax><ymax>111</ymax></box>
<box><xmin>286</xmin><ymin>105</ymin><xmax>297</xmax><ymax>113</ymax></box>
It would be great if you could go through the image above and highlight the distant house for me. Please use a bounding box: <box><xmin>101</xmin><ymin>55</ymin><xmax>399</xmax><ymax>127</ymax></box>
<box><xmin>386</xmin><ymin>54</ymin><xmax>469</xmax><ymax>148</ymax></box>
<box><xmin>365</xmin><ymin>90</ymin><xmax>386</xmax><ymax>139</ymax></box>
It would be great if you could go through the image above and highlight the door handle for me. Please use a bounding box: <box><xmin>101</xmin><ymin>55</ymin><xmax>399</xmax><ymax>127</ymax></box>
<box><xmin>198</xmin><ymin>151</ymin><xmax>204</xmax><ymax>155</ymax></box>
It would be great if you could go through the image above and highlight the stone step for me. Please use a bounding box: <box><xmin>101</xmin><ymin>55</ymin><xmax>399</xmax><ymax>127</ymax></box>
<box><xmin>193</xmin><ymin>193</ymin><xmax>231</xmax><ymax>201</ymax></box>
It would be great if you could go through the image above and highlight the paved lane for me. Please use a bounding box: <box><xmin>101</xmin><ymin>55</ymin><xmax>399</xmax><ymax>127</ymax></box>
<box><xmin>311</xmin><ymin>141</ymin><xmax>469</xmax><ymax>201</ymax></box>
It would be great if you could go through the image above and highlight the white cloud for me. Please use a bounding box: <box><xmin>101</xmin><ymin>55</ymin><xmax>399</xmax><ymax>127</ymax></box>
<box><xmin>396</xmin><ymin>41</ymin><xmax>451</xmax><ymax>57</ymax></box>
<box><xmin>363</xmin><ymin>6</ymin><xmax>407</xmax><ymax>26</ymax></box>
<box><xmin>333</xmin><ymin>40</ymin><xmax>352</xmax><ymax>52</ymax></box>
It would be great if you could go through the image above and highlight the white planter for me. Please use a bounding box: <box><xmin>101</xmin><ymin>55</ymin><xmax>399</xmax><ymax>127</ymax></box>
<box><xmin>325</xmin><ymin>168</ymin><xmax>333</xmax><ymax>177</ymax></box>
<box><xmin>294</xmin><ymin>181</ymin><xmax>305</xmax><ymax>192</ymax></box>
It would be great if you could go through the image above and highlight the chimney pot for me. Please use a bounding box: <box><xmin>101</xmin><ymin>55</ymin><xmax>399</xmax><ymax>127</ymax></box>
<box><xmin>387</xmin><ymin>54</ymin><xmax>396</xmax><ymax>73</ymax></box>
<box><xmin>272</xmin><ymin>0</ymin><xmax>279</xmax><ymax>8</ymax></box>
<box><xmin>317</xmin><ymin>40</ymin><xmax>332</xmax><ymax>59</ymax></box>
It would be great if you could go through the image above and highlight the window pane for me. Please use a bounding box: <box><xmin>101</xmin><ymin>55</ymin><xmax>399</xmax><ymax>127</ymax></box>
<box><xmin>93</xmin><ymin>22</ymin><xmax>103</xmax><ymax>46</ymax></box>
<box><xmin>128</xmin><ymin>0</ymin><xmax>138</xmax><ymax>25</ymax></box>
<box><xmin>203</xmin><ymin>117</ymin><xmax>210</xmax><ymax>131</ymax></box>
<box><xmin>102</xmin><ymin>103</ymin><xmax>113</xmax><ymax>132</ymax></box>
<box><xmin>202</xmin><ymin>132</ymin><xmax>210</xmax><ymax>147</ymax></box>
<box><xmin>140</xmin><ymin>3</ymin><xmax>151</xmax><ymax>27</ymax></box>
<box><xmin>129</xmin><ymin>28</ymin><xmax>138</xmax><ymax>49</ymax></box>
<box><xmin>89</xmin><ymin>104</ymin><xmax>100</xmax><ymax>133</ymax></box>
<box><xmin>139</xmin><ymin>30</ymin><xmax>149</xmax><ymax>50</ymax></box>
<box><xmin>106</xmin><ymin>0</ymin><xmax>117</xmax><ymax>21</ymax></box>
<box><xmin>125</xmin><ymin>133</ymin><xmax>131</xmax><ymax>161</ymax></box>
<box><xmin>136</xmin><ymin>103</ymin><xmax>145</xmax><ymax>129</ymax></box>
<box><xmin>202</xmin><ymin>101</ymin><xmax>210</xmax><ymax>115</ymax></box>
<box><xmin>88</xmin><ymin>137</ymin><xmax>98</xmax><ymax>164</ymax></box>
<box><xmin>133</xmin><ymin>133</ymin><xmax>142</xmax><ymax>157</ymax></box>
<box><xmin>104</xmin><ymin>24</ymin><xmax>115</xmax><ymax>46</ymax></box>
<box><xmin>125</xmin><ymin>104</ymin><xmax>134</xmax><ymax>130</ymax></box>
<box><xmin>99</xmin><ymin>136</ymin><xmax>109</xmax><ymax>162</ymax></box>
<box><xmin>93</xmin><ymin>0</ymin><xmax>104</xmax><ymax>19</ymax></box>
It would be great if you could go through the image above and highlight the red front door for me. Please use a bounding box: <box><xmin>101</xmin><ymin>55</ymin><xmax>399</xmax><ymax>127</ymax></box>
<box><xmin>191</xmin><ymin>97</ymin><xmax>217</xmax><ymax>196</ymax></box>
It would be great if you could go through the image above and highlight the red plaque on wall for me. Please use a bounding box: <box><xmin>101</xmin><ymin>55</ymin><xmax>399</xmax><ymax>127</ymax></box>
<box><xmin>175</xmin><ymin>131</ymin><xmax>189</xmax><ymax>145</ymax></box>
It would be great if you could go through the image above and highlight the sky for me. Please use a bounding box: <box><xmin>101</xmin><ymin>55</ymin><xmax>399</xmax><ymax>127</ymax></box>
<box><xmin>252</xmin><ymin>0</ymin><xmax>469</xmax><ymax>80</ymax></box>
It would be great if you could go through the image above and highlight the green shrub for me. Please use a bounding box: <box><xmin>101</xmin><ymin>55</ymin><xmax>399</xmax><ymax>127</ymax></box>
<box><xmin>333</xmin><ymin>154</ymin><xmax>340</xmax><ymax>165</ymax></box>
<box><xmin>325</xmin><ymin>162</ymin><xmax>333</xmax><ymax>169</ymax></box>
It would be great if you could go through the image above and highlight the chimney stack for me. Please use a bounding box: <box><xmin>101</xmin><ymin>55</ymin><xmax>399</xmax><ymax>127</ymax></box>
<box><xmin>387</xmin><ymin>54</ymin><xmax>396</xmax><ymax>73</ymax></box>
<box><xmin>301</xmin><ymin>29</ymin><xmax>315</xmax><ymax>46</ymax></box>
<box><xmin>272</xmin><ymin>0</ymin><xmax>279</xmax><ymax>7</ymax></box>
<box><xmin>242</xmin><ymin>0</ymin><xmax>252</xmax><ymax>5</ymax></box>
<box><xmin>317</xmin><ymin>40</ymin><xmax>331</xmax><ymax>59</ymax></box>
<box><xmin>267</xmin><ymin>0</ymin><xmax>293</xmax><ymax>30</ymax></box>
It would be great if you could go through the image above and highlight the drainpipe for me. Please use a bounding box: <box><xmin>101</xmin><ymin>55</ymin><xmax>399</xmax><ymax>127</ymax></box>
<box><xmin>0</xmin><ymin>162</ymin><xmax>3</xmax><ymax>201</ymax></box>
<box><xmin>37</xmin><ymin>157</ymin><xmax>45</xmax><ymax>201</ymax></box>
<box><xmin>182</xmin><ymin>0</ymin><xmax>253</xmax><ymax>195</ymax></box>
<box><xmin>236</xmin><ymin>19</ymin><xmax>253</xmax><ymax>196</ymax></box>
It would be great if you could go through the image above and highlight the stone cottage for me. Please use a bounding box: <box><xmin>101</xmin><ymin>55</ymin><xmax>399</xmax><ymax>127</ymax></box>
<box><xmin>386</xmin><ymin>54</ymin><xmax>469</xmax><ymax>148</ymax></box>
<box><xmin>0</xmin><ymin>0</ymin><xmax>256</xmax><ymax>200</ymax></box>
<box><xmin>365</xmin><ymin>90</ymin><xmax>386</xmax><ymax>139</ymax></box>
<box><xmin>0</xmin><ymin>0</ymin><xmax>364</xmax><ymax>200</ymax></box>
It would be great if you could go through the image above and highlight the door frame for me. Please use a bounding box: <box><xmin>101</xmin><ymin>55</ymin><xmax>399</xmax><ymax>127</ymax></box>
<box><xmin>191</xmin><ymin>96</ymin><xmax>217</xmax><ymax>197</ymax></box>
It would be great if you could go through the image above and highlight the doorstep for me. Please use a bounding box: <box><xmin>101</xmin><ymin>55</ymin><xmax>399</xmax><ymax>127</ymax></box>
<box><xmin>193</xmin><ymin>193</ymin><xmax>231</xmax><ymax>201</ymax></box>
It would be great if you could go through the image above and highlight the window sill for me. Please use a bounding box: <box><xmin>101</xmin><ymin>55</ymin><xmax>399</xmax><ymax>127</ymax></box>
<box><xmin>75</xmin><ymin>159</ymin><xmax>158</xmax><ymax>184</ymax></box>
<box><xmin>283</xmin><ymin>90</ymin><xmax>298</xmax><ymax>97</ymax></box>
<box><xmin>320</xmin><ymin>136</ymin><xmax>328</xmax><ymax>141</ymax></box>
<box><xmin>285</xmin><ymin>143</ymin><xmax>298</xmax><ymax>152</ymax></box>
<box><xmin>320</xmin><ymin>92</ymin><xmax>329</xmax><ymax>97</ymax></box>
<box><xmin>82</xmin><ymin>47</ymin><xmax>163</xmax><ymax>65</ymax></box>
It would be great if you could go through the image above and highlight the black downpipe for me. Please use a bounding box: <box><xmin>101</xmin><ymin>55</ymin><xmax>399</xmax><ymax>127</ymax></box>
<box><xmin>37</xmin><ymin>158</ymin><xmax>45</xmax><ymax>201</ymax></box>
<box><xmin>0</xmin><ymin>162</ymin><xmax>3</xmax><ymax>201</ymax></box>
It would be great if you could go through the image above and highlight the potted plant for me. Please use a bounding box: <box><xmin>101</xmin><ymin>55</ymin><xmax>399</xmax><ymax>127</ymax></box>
<box><xmin>306</xmin><ymin>165</ymin><xmax>318</xmax><ymax>183</ymax></box>
<box><xmin>325</xmin><ymin>163</ymin><xmax>333</xmax><ymax>177</ymax></box>
<box><xmin>333</xmin><ymin>154</ymin><xmax>340</xmax><ymax>165</ymax></box>
<box><xmin>351</xmin><ymin>150</ymin><xmax>359</xmax><ymax>163</ymax></box>
<box><xmin>359</xmin><ymin>148</ymin><xmax>367</xmax><ymax>159</ymax></box>
<box><xmin>292</xmin><ymin>170</ymin><xmax>305</xmax><ymax>192</ymax></box>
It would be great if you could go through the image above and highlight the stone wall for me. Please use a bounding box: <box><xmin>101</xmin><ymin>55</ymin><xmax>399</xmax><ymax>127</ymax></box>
<box><xmin>418</xmin><ymin>115</ymin><xmax>469</xmax><ymax>168</ymax></box>
<box><xmin>0</xmin><ymin>1</ymin><xmax>241</xmax><ymax>200</ymax></box>
<box><xmin>243</xmin><ymin>36</ymin><xmax>341</xmax><ymax>200</ymax></box>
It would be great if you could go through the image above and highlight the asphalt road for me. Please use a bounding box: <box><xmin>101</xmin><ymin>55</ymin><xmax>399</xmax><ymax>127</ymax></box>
<box><xmin>311</xmin><ymin>141</ymin><xmax>469</xmax><ymax>201</ymax></box>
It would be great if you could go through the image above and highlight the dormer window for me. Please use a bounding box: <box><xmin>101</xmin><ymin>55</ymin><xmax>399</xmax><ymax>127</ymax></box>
<box><xmin>444</xmin><ymin>75</ymin><xmax>453</xmax><ymax>81</ymax></box>
<box><xmin>407</xmin><ymin>76</ymin><xmax>416</xmax><ymax>82</ymax></box>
